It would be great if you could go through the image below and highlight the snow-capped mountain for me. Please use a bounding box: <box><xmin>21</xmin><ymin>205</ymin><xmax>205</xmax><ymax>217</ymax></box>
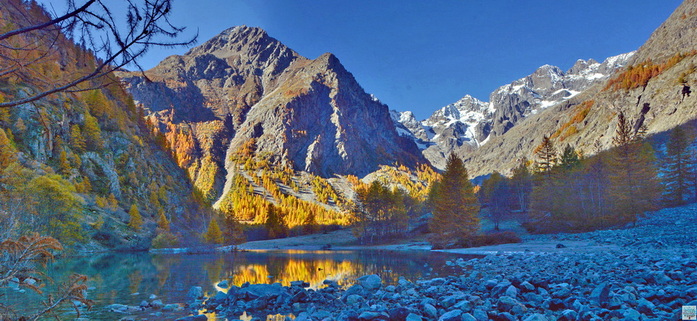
<box><xmin>395</xmin><ymin>52</ymin><xmax>634</xmax><ymax>169</ymax></box>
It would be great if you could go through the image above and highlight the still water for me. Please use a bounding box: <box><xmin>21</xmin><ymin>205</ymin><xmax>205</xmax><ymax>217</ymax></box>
<box><xmin>2</xmin><ymin>250</ymin><xmax>476</xmax><ymax>320</ymax></box>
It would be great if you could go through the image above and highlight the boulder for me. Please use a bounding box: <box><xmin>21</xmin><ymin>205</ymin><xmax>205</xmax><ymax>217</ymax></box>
<box><xmin>239</xmin><ymin>283</ymin><xmax>284</xmax><ymax>300</ymax></box>
<box><xmin>358</xmin><ymin>274</ymin><xmax>383</xmax><ymax>291</ymax></box>
<box><xmin>438</xmin><ymin>309</ymin><xmax>462</xmax><ymax>321</ymax></box>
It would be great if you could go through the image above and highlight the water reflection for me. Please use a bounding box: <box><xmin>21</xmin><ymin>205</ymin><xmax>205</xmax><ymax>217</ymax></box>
<box><xmin>3</xmin><ymin>250</ymin><xmax>475</xmax><ymax>320</ymax></box>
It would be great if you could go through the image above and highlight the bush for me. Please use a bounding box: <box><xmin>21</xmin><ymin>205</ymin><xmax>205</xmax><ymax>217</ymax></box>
<box><xmin>151</xmin><ymin>231</ymin><xmax>179</xmax><ymax>249</ymax></box>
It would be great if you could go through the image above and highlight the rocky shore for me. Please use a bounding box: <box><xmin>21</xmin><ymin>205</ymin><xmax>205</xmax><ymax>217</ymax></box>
<box><xmin>172</xmin><ymin>204</ymin><xmax>696</xmax><ymax>320</ymax></box>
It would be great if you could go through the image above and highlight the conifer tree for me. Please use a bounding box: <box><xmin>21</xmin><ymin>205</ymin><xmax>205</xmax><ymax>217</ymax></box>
<box><xmin>203</xmin><ymin>218</ymin><xmax>224</xmax><ymax>244</ymax></box>
<box><xmin>82</xmin><ymin>113</ymin><xmax>103</xmax><ymax>151</ymax></box>
<box><xmin>533</xmin><ymin>135</ymin><xmax>558</xmax><ymax>175</ymax></box>
<box><xmin>608</xmin><ymin>112</ymin><xmax>662</xmax><ymax>225</ymax></box>
<box><xmin>559</xmin><ymin>144</ymin><xmax>581</xmax><ymax>169</ymax></box>
<box><xmin>70</xmin><ymin>125</ymin><xmax>86</xmax><ymax>153</ymax></box>
<box><xmin>428</xmin><ymin>153</ymin><xmax>480</xmax><ymax>248</ymax></box>
<box><xmin>663</xmin><ymin>126</ymin><xmax>692</xmax><ymax>206</ymax></box>
<box><xmin>128</xmin><ymin>204</ymin><xmax>143</xmax><ymax>231</ymax></box>
<box><xmin>157</xmin><ymin>209</ymin><xmax>170</xmax><ymax>231</ymax></box>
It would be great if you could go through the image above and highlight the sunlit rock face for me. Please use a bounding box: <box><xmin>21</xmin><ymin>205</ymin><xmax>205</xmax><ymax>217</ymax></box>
<box><xmin>118</xmin><ymin>26</ymin><xmax>426</xmax><ymax>204</ymax></box>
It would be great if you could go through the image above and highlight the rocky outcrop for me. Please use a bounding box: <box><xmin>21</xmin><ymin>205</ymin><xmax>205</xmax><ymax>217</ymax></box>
<box><xmin>119</xmin><ymin>26</ymin><xmax>426</xmax><ymax>203</ymax></box>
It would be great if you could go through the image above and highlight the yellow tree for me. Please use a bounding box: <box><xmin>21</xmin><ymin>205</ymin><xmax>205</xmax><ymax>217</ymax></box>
<box><xmin>203</xmin><ymin>218</ymin><xmax>224</xmax><ymax>244</ymax></box>
<box><xmin>128</xmin><ymin>204</ymin><xmax>143</xmax><ymax>231</ymax></box>
<box><xmin>428</xmin><ymin>153</ymin><xmax>480</xmax><ymax>248</ymax></box>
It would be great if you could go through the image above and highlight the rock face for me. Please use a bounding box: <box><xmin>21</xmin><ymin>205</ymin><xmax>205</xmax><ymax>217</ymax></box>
<box><xmin>119</xmin><ymin>26</ymin><xmax>425</xmax><ymax>202</ymax></box>
<box><xmin>395</xmin><ymin>53</ymin><xmax>633</xmax><ymax>170</ymax></box>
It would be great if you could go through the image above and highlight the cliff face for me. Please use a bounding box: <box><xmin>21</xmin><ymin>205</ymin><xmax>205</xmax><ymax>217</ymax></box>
<box><xmin>118</xmin><ymin>26</ymin><xmax>426</xmax><ymax>203</ymax></box>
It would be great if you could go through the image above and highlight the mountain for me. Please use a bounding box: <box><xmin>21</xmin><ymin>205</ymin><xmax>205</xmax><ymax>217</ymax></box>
<box><xmin>395</xmin><ymin>53</ymin><xmax>634</xmax><ymax>169</ymax></box>
<box><xmin>0</xmin><ymin>0</ymin><xmax>198</xmax><ymax>250</ymax></box>
<box><xmin>117</xmin><ymin>26</ymin><xmax>426</xmax><ymax>203</ymax></box>
<box><xmin>460</xmin><ymin>0</ymin><xmax>697</xmax><ymax>176</ymax></box>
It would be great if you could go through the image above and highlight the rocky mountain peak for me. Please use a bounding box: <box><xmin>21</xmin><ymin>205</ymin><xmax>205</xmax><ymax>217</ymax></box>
<box><xmin>393</xmin><ymin>52</ymin><xmax>633</xmax><ymax>170</ymax></box>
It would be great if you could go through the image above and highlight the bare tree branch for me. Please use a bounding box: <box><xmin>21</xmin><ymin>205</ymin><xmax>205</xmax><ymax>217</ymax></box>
<box><xmin>0</xmin><ymin>0</ymin><xmax>197</xmax><ymax>108</ymax></box>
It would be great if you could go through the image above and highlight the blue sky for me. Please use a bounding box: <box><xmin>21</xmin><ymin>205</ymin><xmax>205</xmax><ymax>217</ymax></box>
<box><xmin>46</xmin><ymin>1</ymin><xmax>683</xmax><ymax>120</ymax></box>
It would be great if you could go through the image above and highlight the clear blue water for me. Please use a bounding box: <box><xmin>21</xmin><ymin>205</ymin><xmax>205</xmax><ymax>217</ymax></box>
<box><xmin>1</xmin><ymin>250</ymin><xmax>477</xmax><ymax>320</ymax></box>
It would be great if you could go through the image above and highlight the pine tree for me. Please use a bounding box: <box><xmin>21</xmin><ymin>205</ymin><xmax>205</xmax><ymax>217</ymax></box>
<box><xmin>203</xmin><ymin>218</ymin><xmax>224</xmax><ymax>244</ymax></box>
<box><xmin>157</xmin><ymin>209</ymin><xmax>170</xmax><ymax>231</ymax></box>
<box><xmin>663</xmin><ymin>126</ymin><xmax>692</xmax><ymax>206</ymax></box>
<box><xmin>428</xmin><ymin>153</ymin><xmax>480</xmax><ymax>248</ymax></box>
<box><xmin>608</xmin><ymin>112</ymin><xmax>662</xmax><ymax>225</ymax></box>
<box><xmin>533</xmin><ymin>135</ymin><xmax>557</xmax><ymax>175</ymax></box>
<box><xmin>128</xmin><ymin>204</ymin><xmax>143</xmax><ymax>231</ymax></box>
<box><xmin>559</xmin><ymin>144</ymin><xmax>581</xmax><ymax>170</ymax></box>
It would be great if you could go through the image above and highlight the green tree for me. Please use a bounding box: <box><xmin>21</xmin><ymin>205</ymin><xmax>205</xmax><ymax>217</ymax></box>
<box><xmin>663</xmin><ymin>126</ymin><xmax>692</xmax><ymax>206</ymax></box>
<box><xmin>559</xmin><ymin>144</ymin><xmax>581</xmax><ymax>170</ymax></box>
<box><xmin>428</xmin><ymin>153</ymin><xmax>480</xmax><ymax>248</ymax></box>
<box><xmin>128</xmin><ymin>204</ymin><xmax>143</xmax><ymax>231</ymax></box>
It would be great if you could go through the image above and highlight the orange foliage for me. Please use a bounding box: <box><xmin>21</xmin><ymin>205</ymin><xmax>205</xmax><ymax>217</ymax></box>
<box><xmin>605</xmin><ymin>51</ymin><xmax>697</xmax><ymax>91</ymax></box>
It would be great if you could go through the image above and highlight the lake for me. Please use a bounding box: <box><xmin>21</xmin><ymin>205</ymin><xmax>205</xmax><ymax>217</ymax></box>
<box><xmin>1</xmin><ymin>249</ymin><xmax>478</xmax><ymax>320</ymax></box>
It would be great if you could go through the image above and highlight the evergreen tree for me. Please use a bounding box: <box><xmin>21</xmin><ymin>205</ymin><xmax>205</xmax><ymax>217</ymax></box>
<box><xmin>157</xmin><ymin>209</ymin><xmax>170</xmax><ymax>231</ymax></box>
<box><xmin>663</xmin><ymin>126</ymin><xmax>692</xmax><ymax>205</ymax></box>
<box><xmin>608</xmin><ymin>112</ymin><xmax>662</xmax><ymax>225</ymax></box>
<box><xmin>533</xmin><ymin>135</ymin><xmax>558</xmax><ymax>175</ymax></box>
<box><xmin>128</xmin><ymin>204</ymin><xmax>143</xmax><ymax>231</ymax></box>
<box><xmin>559</xmin><ymin>144</ymin><xmax>581</xmax><ymax>170</ymax></box>
<box><xmin>428</xmin><ymin>153</ymin><xmax>480</xmax><ymax>248</ymax></box>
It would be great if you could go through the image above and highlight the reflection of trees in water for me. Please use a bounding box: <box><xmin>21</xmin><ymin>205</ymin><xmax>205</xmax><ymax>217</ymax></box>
<box><xmin>27</xmin><ymin>250</ymin><xmax>467</xmax><ymax>320</ymax></box>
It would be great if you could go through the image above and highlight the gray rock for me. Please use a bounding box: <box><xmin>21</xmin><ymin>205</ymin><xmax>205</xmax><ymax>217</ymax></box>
<box><xmin>358</xmin><ymin>274</ymin><xmax>383</xmax><ymax>291</ymax></box>
<box><xmin>358</xmin><ymin>311</ymin><xmax>389</xmax><ymax>320</ymax></box>
<box><xmin>462</xmin><ymin>313</ymin><xmax>477</xmax><ymax>321</ymax></box>
<box><xmin>406</xmin><ymin>313</ymin><xmax>423</xmax><ymax>321</ymax></box>
<box><xmin>589</xmin><ymin>282</ymin><xmax>610</xmax><ymax>307</ymax></box>
<box><xmin>622</xmin><ymin>308</ymin><xmax>641</xmax><ymax>321</ymax></box>
<box><xmin>151</xmin><ymin>300</ymin><xmax>164</xmax><ymax>309</ymax></box>
<box><xmin>473</xmin><ymin>309</ymin><xmax>488</xmax><ymax>321</ymax></box>
<box><xmin>559</xmin><ymin>309</ymin><xmax>577</xmax><ymax>321</ymax></box>
<box><xmin>520</xmin><ymin>281</ymin><xmax>535</xmax><ymax>292</ymax></box>
<box><xmin>217</xmin><ymin>280</ymin><xmax>229</xmax><ymax>288</ymax></box>
<box><xmin>438</xmin><ymin>309</ymin><xmax>462</xmax><ymax>321</ymax></box>
<box><xmin>505</xmin><ymin>285</ymin><xmax>519</xmax><ymax>298</ymax></box>
<box><xmin>187</xmin><ymin>286</ymin><xmax>204</xmax><ymax>301</ymax></box>
<box><xmin>239</xmin><ymin>283</ymin><xmax>284</xmax><ymax>299</ymax></box>
<box><xmin>522</xmin><ymin>314</ymin><xmax>548</xmax><ymax>321</ymax></box>
<box><xmin>637</xmin><ymin>298</ymin><xmax>655</xmax><ymax>314</ymax></box>
<box><xmin>423</xmin><ymin>303</ymin><xmax>438</xmax><ymax>319</ymax></box>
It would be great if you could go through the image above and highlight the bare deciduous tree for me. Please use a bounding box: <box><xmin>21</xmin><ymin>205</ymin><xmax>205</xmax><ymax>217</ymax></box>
<box><xmin>0</xmin><ymin>0</ymin><xmax>196</xmax><ymax>108</ymax></box>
